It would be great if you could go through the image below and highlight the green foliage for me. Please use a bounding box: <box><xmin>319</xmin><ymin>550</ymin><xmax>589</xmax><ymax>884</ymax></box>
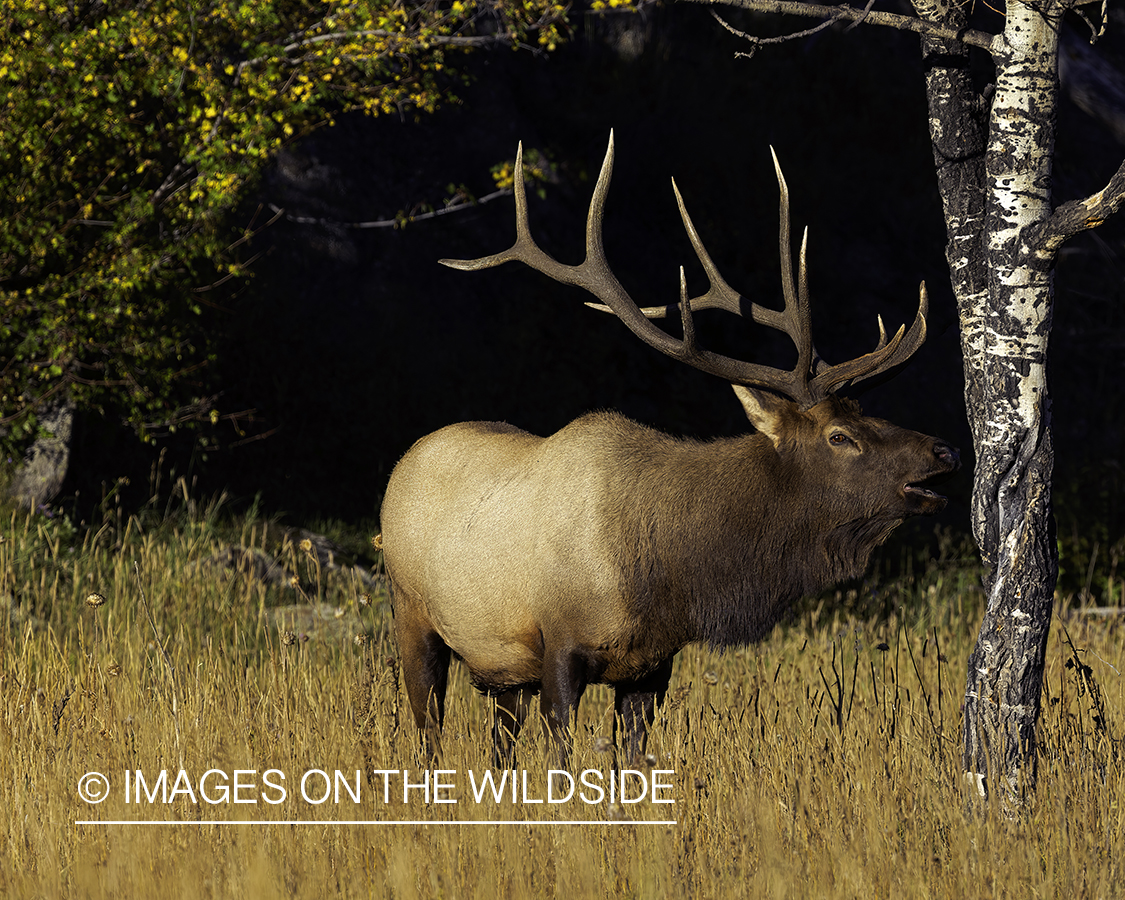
<box><xmin>0</xmin><ymin>0</ymin><xmax>569</xmax><ymax>451</ymax></box>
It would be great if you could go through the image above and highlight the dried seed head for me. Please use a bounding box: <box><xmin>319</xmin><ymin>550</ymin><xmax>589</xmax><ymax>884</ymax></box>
<box><xmin>299</xmin><ymin>538</ymin><xmax>313</xmax><ymax>553</ymax></box>
<box><xmin>644</xmin><ymin>753</ymin><xmax>658</xmax><ymax>767</ymax></box>
<box><xmin>334</xmin><ymin>606</ymin><xmax>345</xmax><ymax>619</ymax></box>
<box><xmin>703</xmin><ymin>670</ymin><xmax>719</xmax><ymax>685</ymax></box>
<box><xmin>86</xmin><ymin>592</ymin><xmax>107</xmax><ymax>609</ymax></box>
<box><xmin>299</xmin><ymin>633</ymin><xmax>309</xmax><ymax>644</ymax></box>
<box><xmin>288</xmin><ymin>575</ymin><xmax>300</xmax><ymax>588</ymax></box>
<box><xmin>358</xmin><ymin>593</ymin><xmax>371</xmax><ymax>608</ymax></box>
<box><xmin>282</xmin><ymin>631</ymin><xmax>297</xmax><ymax>647</ymax></box>
<box><xmin>371</xmin><ymin>534</ymin><xmax>383</xmax><ymax>550</ymax></box>
<box><xmin>593</xmin><ymin>736</ymin><xmax>613</xmax><ymax>754</ymax></box>
<box><xmin>107</xmin><ymin>662</ymin><xmax>122</xmax><ymax>677</ymax></box>
<box><xmin>353</xmin><ymin>634</ymin><xmax>369</xmax><ymax>646</ymax></box>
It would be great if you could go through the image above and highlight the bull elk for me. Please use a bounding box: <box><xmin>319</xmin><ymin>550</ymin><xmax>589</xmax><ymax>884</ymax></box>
<box><xmin>379</xmin><ymin>133</ymin><xmax>960</xmax><ymax>766</ymax></box>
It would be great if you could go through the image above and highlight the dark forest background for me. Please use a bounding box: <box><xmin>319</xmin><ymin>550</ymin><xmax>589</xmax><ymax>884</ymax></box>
<box><xmin>61</xmin><ymin>5</ymin><xmax>1125</xmax><ymax>583</ymax></box>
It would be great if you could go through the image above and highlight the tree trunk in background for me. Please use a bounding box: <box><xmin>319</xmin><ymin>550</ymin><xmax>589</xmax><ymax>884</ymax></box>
<box><xmin>5</xmin><ymin>393</ymin><xmax>75</xmax><ymax>511</ymax></box>
<box><xmin>913</xmin><ymin>0</ymin><xmax>1062</xmax><ymax>802</ymax></box>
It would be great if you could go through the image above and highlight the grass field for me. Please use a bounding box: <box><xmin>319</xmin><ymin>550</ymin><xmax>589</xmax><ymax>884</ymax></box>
<box><xmin>2</xmin><ymin>494</ymin><xmax>1123</xmax><ymax>898</ymax></box>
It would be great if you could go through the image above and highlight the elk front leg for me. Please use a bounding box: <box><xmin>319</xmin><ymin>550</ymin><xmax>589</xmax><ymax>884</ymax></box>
<box><xmin>491</xmin><ymin>687</ymin><xmax>533</xmax><ymax>769</ymax></box>
<box><xmin>613</xmin><ymin>656</ymin><xmax>674</xmax><ymax>765</ymax></box>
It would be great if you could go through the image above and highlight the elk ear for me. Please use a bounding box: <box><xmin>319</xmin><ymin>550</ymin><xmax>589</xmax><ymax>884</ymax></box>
<box><xmin>732</xmin><ymin>385</ymin><xmax>792</xmax><ymax>448</ymax></box>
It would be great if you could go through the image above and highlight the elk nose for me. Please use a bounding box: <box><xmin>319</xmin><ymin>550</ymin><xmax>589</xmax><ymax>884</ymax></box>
<box><xmin>935</xmin><ymin>442</ymin><xmax>961</xmax><ymax>469</ymax></box>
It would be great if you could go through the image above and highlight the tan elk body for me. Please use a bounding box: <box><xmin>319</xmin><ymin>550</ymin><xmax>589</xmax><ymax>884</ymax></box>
<box><xmin>379</xmin><ymin>134</ymin><xmax>960</xmax><ymax>764</ymax></box>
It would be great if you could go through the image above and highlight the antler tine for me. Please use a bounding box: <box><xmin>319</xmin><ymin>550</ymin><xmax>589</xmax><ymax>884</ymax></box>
<box><xmin>583</xmin><ymin>179</ymin><xmax>753</xmax><ymax>322</ymax></box>
<box><xmin>441</xmin><ymin>134</ymin><xmax>931</xmax><ymax>405</ymax></box>
<box><xmin>807</xmin><ymin>282</ymin><xmax>929</xmax><ymax>399</ymax></box>
<box><xmin>438</xmin><ymin>141</ymin><xmax>540</xmax><ymax>273</ymax></box>
<box><xmin>792</xmin><ymin>217</ymin><xmax>815</xmax><ymax>392</ymax></box>
<box><xmin>678</xmin><ymin>266</ymin><xmax>697</xmax><ymax>354</ymax></box>
<box><xmin>873</xmin><ymin>315</ymin><xmax>888</xmax><ymax>352</ymax></box>
<box><xmin>441</xmin><ymin>133</ymin><xmax>679</xmax><ymax>361</ymax></box>
<box><xmin>587</xmin><ymin>178</ymin><xmax>797</xmax><ymax>332</ymax></box>
<box><xmin>443</xmin><ymin>133</ymin><xmax>819</xmax><ymax>395</ymax></box>
<box><xmin>590</xmin><ymin>152</ymin><xmax>826</xmax><ymax>407</ymax></box>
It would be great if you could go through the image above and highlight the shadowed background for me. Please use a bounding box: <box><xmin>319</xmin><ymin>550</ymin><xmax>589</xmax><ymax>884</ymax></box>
<box><xmin>64</xmin><ymin>7</ymin><xmax>1124</xmax><ymax>579</ymax></box>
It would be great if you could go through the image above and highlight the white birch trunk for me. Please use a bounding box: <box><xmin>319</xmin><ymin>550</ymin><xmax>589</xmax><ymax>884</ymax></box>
<box><xmin>963</xmin><ymin>1</ymin><xmax>1062</xmax><ymax>802</ymax></box>
<box><xmin>914</xmin><ymin>0</ymin><xmax>1063</xmax><ymax>801</ymax></box>
<box><xmin>696</xmin><ymin>0</ymin><xmax>1125</xmax><ymax>802</ymax></box>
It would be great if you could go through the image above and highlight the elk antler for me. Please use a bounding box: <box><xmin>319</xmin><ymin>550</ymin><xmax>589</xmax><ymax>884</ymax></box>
<box><xmin>439</xmin><ymin>132</ymin><xmax>928</xmax><ymax>409</ymax></box>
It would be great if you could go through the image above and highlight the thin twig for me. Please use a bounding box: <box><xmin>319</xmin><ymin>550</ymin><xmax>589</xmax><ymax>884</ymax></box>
<box><xmin>681</xmin><ymin>0</ymin><xmax>998</xmax><ymax>55</ymax></box>
<box><xmin>267</xmin><ymin>186</ymin><xmax>514</xmax><ymax>230</ymax></box>
<box><xmin>713</xmin><ymin>7</ymin><xmax>845</xmax><ymax>55</ymax></box>
<box><xmin>843</xmin><ymin>0</ymin><xmax>877</xmax><ymax>32</ymax></box>
<box><xmin>1074</xmin><ymin>0</ymin><xmax>1108</xmax><ymax>44</ymax></box>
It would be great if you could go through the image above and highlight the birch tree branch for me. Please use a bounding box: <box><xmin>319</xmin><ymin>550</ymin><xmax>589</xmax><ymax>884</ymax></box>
<box><xmin>677</xmin><ymin>0</ymin><xmax>999</xmax><ymax>54</ymax></box>
<box><xmin>1027</xmin><ymin>157</ymin><xmax>1125</xmax><ymax>262</ymax></box>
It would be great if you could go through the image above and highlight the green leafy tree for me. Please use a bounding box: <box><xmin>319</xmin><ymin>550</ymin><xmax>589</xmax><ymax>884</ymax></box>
<box><xmin>0</xmin><ymin>0</ymin><xmax>569</xmax><ymax>450</ymax></box>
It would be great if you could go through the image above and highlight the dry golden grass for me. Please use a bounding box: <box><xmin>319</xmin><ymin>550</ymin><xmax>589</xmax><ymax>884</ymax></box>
<box><xmin>2</xmin><ymin>501</ymin><xmax>1123</xmax><ymax>899</ymax></box>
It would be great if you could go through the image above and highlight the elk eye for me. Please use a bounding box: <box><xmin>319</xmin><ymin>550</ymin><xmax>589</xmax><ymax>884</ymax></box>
<box><xmin>829</xmin><ymin>432</ymin><xmax>853</xmax><ymax>446</ymax></box>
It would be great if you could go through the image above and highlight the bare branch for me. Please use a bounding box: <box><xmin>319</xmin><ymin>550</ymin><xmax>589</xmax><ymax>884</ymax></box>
<box><xmin>843</xmin><ymin>0</ymin><xmax>878</xmax><ymax>32</ymax></box>
<box><xmin>1072</xmin><ymin>0</ymin><xmax>1108</xmax><ymax>44</ymax></box>
<box><xmin>711</xmin><ymin>6</ymin><xmax>844</xmax><ymax>53</ymax></box>
<box><xmin>678</xmin><ymin>0</ymin><xmax>999</xmax><ymax>54</ymax></box>
<box><xmin>1027</xmin><ymin>157</ymin><xmax>1125</xmax><ymax>262</ymax></box>
<box><xmin>266</xmin><ymin>187</ymin><xmax>515</xmax><ymax>230</ymax></box>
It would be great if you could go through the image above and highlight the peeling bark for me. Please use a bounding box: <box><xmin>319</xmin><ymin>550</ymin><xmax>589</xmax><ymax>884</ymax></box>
<box><xmin>964</xmin><ymin>1</ymin><xmax>1062</xmax><ymax>802</ymax></box>
<box><xmin>912</xmin><ymin>0</ymin><xmax>1064</xmax><ymax>803</ymax></box>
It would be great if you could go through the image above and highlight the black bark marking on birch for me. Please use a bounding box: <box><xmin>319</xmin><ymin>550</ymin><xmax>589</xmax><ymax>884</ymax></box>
<box><xmin>911</xmin><ymin>0</ymin><xmax>1064</xmax><ymax>804</ymax></box>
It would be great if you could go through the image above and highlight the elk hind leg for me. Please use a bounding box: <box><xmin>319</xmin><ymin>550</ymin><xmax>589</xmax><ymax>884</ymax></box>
<box><xmin>394</xmin><ymin>595</ymin><xmax>452</xmax><ymax>761</ymax></box>
<box><xmin>613</xmin><ymin>656</ymin><xmax>674</xmax><ymax>765</ymax></box>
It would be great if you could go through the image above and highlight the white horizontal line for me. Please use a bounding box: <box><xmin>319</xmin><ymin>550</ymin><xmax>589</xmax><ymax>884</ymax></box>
<box><xmin>76</xmin><ymin>819</ymin><xmax>677</xmax><ymax>827</ymax></box>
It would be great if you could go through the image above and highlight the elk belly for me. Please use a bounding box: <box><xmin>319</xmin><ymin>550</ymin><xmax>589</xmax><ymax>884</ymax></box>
<box><xmin>424</xmin><ymin>573</ymin><xmax>638</xmax><ymax>691</ymax></box>
<box><xmin>430</xmin><ymin>598</ymin><xmax>545</xmax><ymax>689</ymax></box>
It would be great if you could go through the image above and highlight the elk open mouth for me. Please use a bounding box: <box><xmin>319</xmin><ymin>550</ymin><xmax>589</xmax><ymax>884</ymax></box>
<box><xmin>904</xmin><ymin>481</ymin><xmax>945</xmax><ymax>500</ymax></box>
<box><xmin>903</xmin><ymin>469</ymin><xmax>957</xmax><ymax>502</ymax></box>
<box><xmin>903</xmin><ymin>444</ymin><xmax>961</xmax><ymax>503</ymax></box>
